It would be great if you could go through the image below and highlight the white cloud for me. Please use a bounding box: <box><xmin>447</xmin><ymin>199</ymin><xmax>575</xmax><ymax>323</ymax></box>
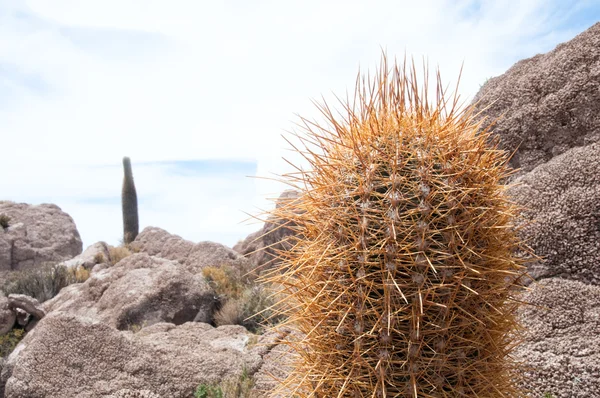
<box><xmin>0</xmin><ymin>0</ymin><xmax>596</xmax><ymax>248</ymax></box>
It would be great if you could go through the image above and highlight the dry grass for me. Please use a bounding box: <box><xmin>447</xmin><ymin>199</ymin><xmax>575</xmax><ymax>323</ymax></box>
<box><xmin>203</xmin><ymin>265</ymin><xmax>285</xmax><ymax>333</ymax></box>
<box><xmin>109</xmin><ymin>246</ymin><xmax>132</xmax><ymax>265</ymax></box>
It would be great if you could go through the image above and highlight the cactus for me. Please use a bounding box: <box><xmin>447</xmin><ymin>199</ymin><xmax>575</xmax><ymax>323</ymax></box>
<box><xmin>264</xmin><ymin>57</ymin><xmax>530</xmax><ymax>397</ymax></box>
<box><xmin>121</xmin><ymin>156</ymin><xmax>139</xmax><ymax>245</ymax></box>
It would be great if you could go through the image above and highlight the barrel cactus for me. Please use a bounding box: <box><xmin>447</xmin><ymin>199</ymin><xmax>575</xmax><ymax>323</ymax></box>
<box><xmin>121</xmin><ymin>156</ymin><xmax>139</xmax><ymax>245</ymax></box>
<box><xmin>264</xmin><ymin>57</ymin><xmax>530</xmax><ymax>397</ymax></box>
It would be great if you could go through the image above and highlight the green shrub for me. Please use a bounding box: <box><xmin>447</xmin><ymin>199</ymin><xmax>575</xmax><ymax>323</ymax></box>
<box><xmin>0</xmin><ymin>329</ymin><xmax>25</xmax><ymax>358</ymax></box>
<box><xmin>194</xmin><ymin>368</ymin><xmax>255</xmax><ymax>398</ymax></box>
<box><xmin>194</xmin><ymin>384</ymin><xmax>223</xmax><ymax>398</ymax></box>
<box><xmin>1</xmin><ymin>263</ymin><xmax>89</xmax><ymax>303</ymax></box>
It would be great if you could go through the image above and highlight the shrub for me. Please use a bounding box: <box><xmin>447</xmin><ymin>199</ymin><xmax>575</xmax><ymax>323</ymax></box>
<box><xmin>194</xmin><ymin>368</ymin><xmax>255</xmax><ymax>398</ymax></box>
<box><xmin>0</xmin><ymin>329</ymin><xmax>25</xmax><ymax>358</ymax></box>
<box><xmin>1</xmin><ymin>263</ymin><xmax>90</xmax><ymax>303</ymax></box>
<box><xmin>109</xmin><ymin>246</ymin><xmax>132</xmax><ymax>265</ymax></box>
<box><xmin>194</xmin><ymin>384</ymin><xmax>223</xmax><ymax>398</ymax></box>
<box><xmin>0</xmin><ymin>214</ymin><xmax>10</xmax><ymax>229</ymax></box>
<box><xmin>203</xmin><ymin>265</ymin><xmax>284</xmax><ymax>333</ymax></box>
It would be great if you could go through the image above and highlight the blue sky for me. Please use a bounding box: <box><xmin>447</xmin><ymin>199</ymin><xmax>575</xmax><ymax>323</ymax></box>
<box><xmin>1</xmin><ymin>0</ymin><xmax>599</xmax><ymax>249</ymax></box>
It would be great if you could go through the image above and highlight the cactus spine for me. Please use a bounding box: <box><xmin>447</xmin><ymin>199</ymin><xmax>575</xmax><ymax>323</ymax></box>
<box><xmin>121</xmin><ymin>156</ymin><xmax>139</xmax><ymax>245</ymax></box>
<box><xmin>265</xmin><ymin>57</ymin><xmax>529</xmax><ymax>397</ymax></box>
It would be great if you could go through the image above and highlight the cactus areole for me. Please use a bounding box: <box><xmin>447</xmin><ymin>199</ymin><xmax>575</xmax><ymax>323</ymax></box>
<box><xmin>122</xmin><ymin>156</ymin><xmax>139</xmax><ymax>245</ymax></box>
<box><xmin>264</xmin><ymin>57</ymin><xmax>529</xmax><ymax>397</ymax></box>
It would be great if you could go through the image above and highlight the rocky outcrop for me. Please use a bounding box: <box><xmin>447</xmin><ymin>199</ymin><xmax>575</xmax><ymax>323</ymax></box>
<box><xmin>7</xmin><ymin>295</ymin><xmax>45</xmax><ymax>323</ymax></box>
<box><xmin>0</xmin><ymin>202</ymin><xmax>82</xmax><ymax>272</ymax></box>
<box><xmin>515</xmin><ymin>278</ymin><xmax>600</xmax><ymax>397</ymax></box>
<box><xmin>43</xmin><ymin>253</ymin><xmax>216</xmax><ymax>330</ymax></box>
<box><xmin>0</xmin><ymin>312</ymin><xmax>264</xmax><ymax>398</ymax></box>
<box><xmin>60</xmin><ymin>241</ymin><xmax>110</xmax><ymax>270</ymax></box>
<box><xmin>508</xmin><ymin>143</ymin><xmax>600</xmax><ymax>285</ymax></box>
<box><xmin>130</xmin><ymin>227</ymin><xmax>250</xmax><ymax>275</ymax></box>
<box><xmin>473</xmin><ymin>22</ymin><xmax>600</xmax><ymax>174</ymax></box>
<box><xmin>233</xmin><ymin>190</ymin><xmax>300</xmax><ymax>271</ymax></box>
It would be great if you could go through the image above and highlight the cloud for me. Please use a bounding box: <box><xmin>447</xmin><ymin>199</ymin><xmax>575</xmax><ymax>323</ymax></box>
<box><xmin>1</xmin><ymin>0</ymin><xmax>598</xmax><ymax>248</ymax></box>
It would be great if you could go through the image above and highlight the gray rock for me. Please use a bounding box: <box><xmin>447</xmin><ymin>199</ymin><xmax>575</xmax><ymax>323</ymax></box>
<box><xmin>0</xmin><ymin>295</ymin><xmax>15</xmax><ymax>335</ymax></box>
<box><xmin>472</xmin><ymin>22</ymin><xmax>600</xmax><ymax>175</ymax></box>
<box><xmin>509</xmin><ymin>143</ymin><xmax>600</xmax><ymax>285</ymax></box>
<box><xmin>130</xmin><ymin>227</ymin><xmax>250</xmax><ymax>275</ymax></box>
<box><xmin>43</xmin><ymin>253</ymin><xmax>216</xmax><ymax>330</ymax></box>
<box><xmin>7</xmin><ymin>294</ymin><xmax>45</xmax><ymax>321</ymax></box>
<box><xmin>0</xmin><ymin>202</ymin><xmax>82</xmax><ymax>272</ymax></box>
<box><xmin>515</xmin><ymin>278</ymin><xmax>600</xmax><ymax>397</ymax></box>
<box><xmin>60</xmin><ymin>241</ymin><xmax>110</xmax><ymax>270</ymax></box>
<box><xmin>0</xmin><ymin>312</ymin><xmax>264</xmax><ymax>398</ymax></box>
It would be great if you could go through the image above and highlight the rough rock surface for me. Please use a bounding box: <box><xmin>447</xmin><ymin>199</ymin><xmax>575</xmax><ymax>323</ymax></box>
<box><xmin>509</xmin><ymin>143</ymin><xmax>600</xmax><ymax>285</ymax></box>
<box><xmin>0</xmin><ymin>202</ymin><xmax>82</xmax><ymax>272</ymax></box>
<box><xmin>233</xmin><ymin>190</ymin><xmax>300</xmax><ymax>271</ymax></box>
<box><xmin>43</xmin><ymin>253</ymin><xmax>216</xmax><ymax>330</ymax></box>
<box><xmin>61</xmin><ymin>241</ymin><xmax>110</xmax><ymax>270</ymax></box>
<box><xmin>7</xmin><ymin>295</ymin><xmax>45</xmax><ymax>322</ymax></box>
<box><xmin>515</xmin><ymin>278</ymin><xmax>600</xmax><ymax>397</ymax></box>
<box><xmin>0</xmin><ymin>313</ymin><xmax>263</xmax><ymax>398</ymax></box>
<box><xmin>130</xmin><ymin>227</ymin><xmax>250</xmax><ymax>275</ymax></box>
<box><xmin>0</xmin><ymin>295</ymin><xmax>15</xmax><ymax>335</ymax></box>
<box><xmin>473</xmin><ymin>22</ymin><xmax>600</xmax><ymax>174</ymax></box>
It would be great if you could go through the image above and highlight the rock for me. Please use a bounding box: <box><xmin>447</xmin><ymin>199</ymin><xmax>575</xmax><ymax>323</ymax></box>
<box><xmin>0</xmin><ymin>295</ymin><xmax>15</xmax><ymax>335</ymax></box>
<box><xmin>7</xmin><ymin>294</ymin><xmax>45</xmax><ymax>321</ymax></box>
<box><xmin>515</xmin><ymin>278</ymin><xmax>600</xmax><ymax>397</ymax></box>
<box><xmin>0</xmin><ymin>202</ymin><xmax>82</xmax><ymax>272</ymax></box>
<box><xmin>43</xmin><ymin>253</ymin><xmax>217</xmax><ymax>330</ymax></box>
<box><xmin>509</xmin><ymin>143</ymin><xmax>600</xmax><ymax>285</ymax></box>
<box><xmin>108</xmin><ymin>390</ymin><xmax>161</xmax><ymax>398</ymax></box>
<box><xmin>473</xmin><ymin>22</ymin><xmax>600</xmax><ymax>174</ymax></box>
<box><xmin>61</xmin><ymin>241</ymin><xmax>110</xmax><ymax>270</ymax></box>
<box><xmin>130</xmin><ymin>227</ymin><xmax>250</xmax><ymax>275</ymax></box>
<box><xmin>233</xmin><ymin>190</ymin><xmax>301</xmax><ymax>271</ymax></box>
<box><xmin>0</xmin><ymin>312</ymin><xmax>264</xmax><ymax>398</ymax></box>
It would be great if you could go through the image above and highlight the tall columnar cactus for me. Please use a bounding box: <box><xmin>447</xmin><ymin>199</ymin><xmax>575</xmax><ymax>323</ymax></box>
<box><xmin>264</xmin><ymin>57</ymin><xmax>530</xmax><ymax>397</ymax></box>
<box><xmin>121</xmin><ymin>156</ymin><xmax>139</xmax><ymax>245</ymax></box>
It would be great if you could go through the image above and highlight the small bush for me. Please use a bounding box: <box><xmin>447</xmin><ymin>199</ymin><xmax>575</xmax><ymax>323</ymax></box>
<box><xmin>1</xmin><ymin>263</ymin><xmax>90</xmax><ymax>303</ymax></box>
<box><xmin>109</xmin><ymin>246</ymin><xmax>132</xmax><ymax>265</ymax></box>
<box><xmin>0</xmin><ymin>329</ymin><xmax>25</xmax><ymax>358</ymax></box>
<box><xmin>194</xmin><ymin>368</ymin><xmax>255</xmax><ymax>398</ymax></box>
<box><xmin>203</xmin><ymin>265</ymin><xmax>284</xmax><ymax>333</ymax></box>
<box><xmin>0</xmin><ymin>214</ymin><xmax>10</xmax><ymax>229</ymax></box>
<box><xmin>194</xmin><ymin>384</ymin><xmax>223</xmax><ymax>398</ymax></box>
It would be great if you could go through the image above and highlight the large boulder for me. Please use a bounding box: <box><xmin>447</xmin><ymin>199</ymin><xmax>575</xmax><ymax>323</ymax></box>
<box><xmin>0</xmin><ymin>202</ymin><xmax>82</xmax><ymax>272</ymax></box>
<box><xmin>233</xmin><ymin>190</ymin><xmax>300</xmax><ymax>271</ymax></box>
<box><xmin>473</xmin><ymin>22</ymin><xmax>600</xmax><ymax>174</ymax></box>
<box><xmin>509</xmin><ymin>143</ymin><xmax>600</xmax><ymax>285</ymax></box>
<box><xmin>515</xmin><ymin>278</ymin><xmax>600</xmax><ymax>397</ymax></box>
<box><xmin>0</xmin><ymin>312</ymin><xmax>266</xmax><ymax>398</ymax></box>
<box><xmin>130</xmin><ymin>227</ymin><xmax>250</xmax><ymax>275</ymax></box>
<box><xmin>43</xmin><ymin>253</ymin><xmax>217</xmax><ymax>330</ymax></box>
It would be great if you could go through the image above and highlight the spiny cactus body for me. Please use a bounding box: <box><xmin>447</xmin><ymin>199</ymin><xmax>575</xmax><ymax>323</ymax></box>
<box><xmin>122</xmin><ymin>156</ymin><xmax>139</xmax><ymax>245</ymax></box>
<box><xmin>264</xmin><ymin>57</ymin><xmax>529</xmax><ymax>397</ymax></box>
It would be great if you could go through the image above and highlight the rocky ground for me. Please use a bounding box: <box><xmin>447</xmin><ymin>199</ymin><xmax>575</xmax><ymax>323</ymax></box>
<box><xmin>0</xmin><ymin>21</ymin><xmax>599</xmax><ymax>398</ymax></box>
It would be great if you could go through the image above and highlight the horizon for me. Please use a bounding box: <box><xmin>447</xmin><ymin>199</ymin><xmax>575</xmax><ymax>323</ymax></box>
<box><xmin>1</xmin><ymin>1</ymin><xmax>599</xmax><ymax>249</ymax></box>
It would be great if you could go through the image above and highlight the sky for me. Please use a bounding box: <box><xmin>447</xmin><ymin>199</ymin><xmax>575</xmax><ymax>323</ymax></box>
<box><xmin>1</xmin><ymin>0</ymin><xmax>599</xmax><ymax>250</ymax></box>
